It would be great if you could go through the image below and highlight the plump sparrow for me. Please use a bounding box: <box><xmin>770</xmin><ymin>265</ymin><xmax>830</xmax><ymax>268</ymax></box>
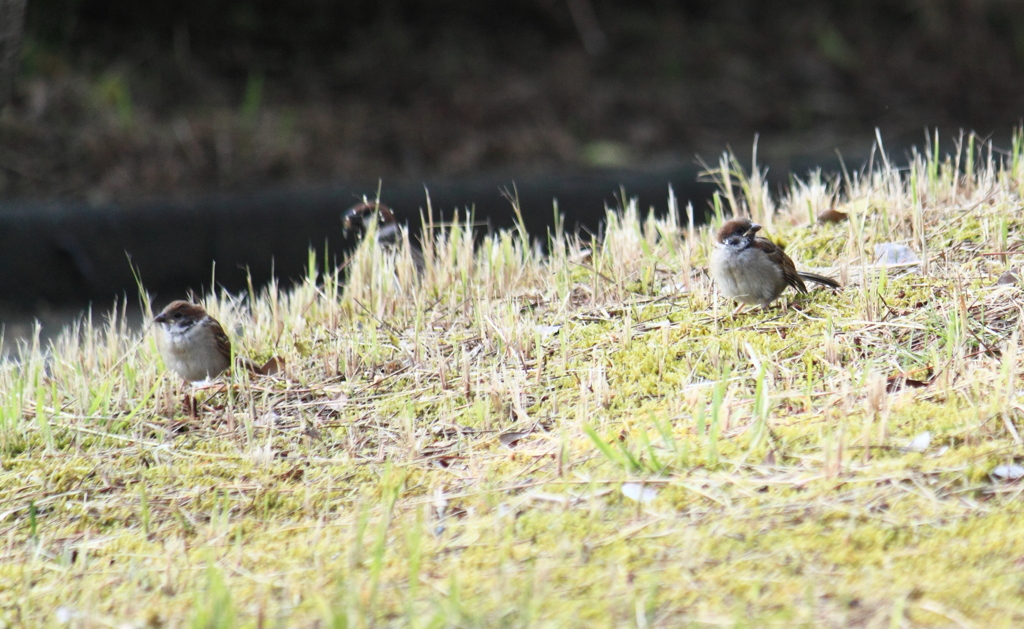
<box><xmin>153</xmin><ymin>300</ymin><xmax>282</xmax><ymax>418</ymax></box>
<box><xmin>154</xmin><ymin>300</ymin><xmax>283</xmax><ymax>381</ymax></box>
<box><xmin>343</xmin><ymin>201</ymin><xmax>425</xmax><ymax>273</ymax></box>
<box><xmin>153</xmin><ymin>300</ymin><xmax>233</xmax><ymax>382</ymax></box>
<box><xmin>709</xmin><ymin>218</ymin><xmax>840</xmax><ymax>311</ymax></box>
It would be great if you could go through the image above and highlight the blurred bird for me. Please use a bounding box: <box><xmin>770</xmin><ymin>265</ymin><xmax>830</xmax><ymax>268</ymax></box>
<box><xmin>342</xmin><ymin>201</ymin><xmax>425</xmax><ymax>274</ymax></box>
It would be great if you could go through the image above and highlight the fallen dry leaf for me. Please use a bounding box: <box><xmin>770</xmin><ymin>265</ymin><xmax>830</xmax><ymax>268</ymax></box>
<box><xmin>997</xmin><ymin>268</ymin><xmax>1019</xmax><ymax>286</ymax></box>
<box><xmin>817</xmin><ymin>208</ymin><xmax>848</xmax><ymax>224</ymax></box>
<box><xmin>499</xmin><ymin>431</ymin><xmax>530</xmax><ymax>447</ymax></box>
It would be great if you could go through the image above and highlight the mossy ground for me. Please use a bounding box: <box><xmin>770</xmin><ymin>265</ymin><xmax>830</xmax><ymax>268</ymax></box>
<box><xmin>3</xmin><ymin>134</ymin><xmax>1024</xmax><ymax>627</ymax></box>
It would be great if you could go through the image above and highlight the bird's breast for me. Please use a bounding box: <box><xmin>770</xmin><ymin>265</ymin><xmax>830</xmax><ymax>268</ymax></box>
<box><xmin>710</xmin><ymin>245</ymin><xmax>786</xmax><ymax>305</ymax></box>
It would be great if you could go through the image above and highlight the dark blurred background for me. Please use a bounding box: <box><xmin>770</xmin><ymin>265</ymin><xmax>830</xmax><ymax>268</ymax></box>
<box><xmin>2</xmin><ymin>0</ymin><xmax>1024</xmax><ymax>328</ymax></box>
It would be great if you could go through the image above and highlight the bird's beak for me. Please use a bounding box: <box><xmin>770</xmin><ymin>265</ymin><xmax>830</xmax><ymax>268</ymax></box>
<box><xmin>747</xmin><ymin>223</ymin><xmax>762</xmax><ymax>235</ymax></box>
<box><xmin>154</xmin><ymin>313</ymin><xmax>169</xmax><ymax>324</ymax></box>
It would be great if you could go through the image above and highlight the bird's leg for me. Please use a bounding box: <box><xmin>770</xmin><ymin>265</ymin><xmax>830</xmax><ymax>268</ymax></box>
<box><xmin>732</xmin><ymin>302</ymin><xmax>746</xmax><ymax>317</ymax></box>
<box><xmin>184</xmin><ymin>392</ymin><xmax>198</xmax><ymax>419</ymax></box>
<box><xmin>188</xmin><ymin>381</ymin><xmax>228</xmax><ymax>417</ymax></box>
<box><xmin>180</xmin><ymin>379</ymin><xmax>199</xmax><ymax>419</ymax></box>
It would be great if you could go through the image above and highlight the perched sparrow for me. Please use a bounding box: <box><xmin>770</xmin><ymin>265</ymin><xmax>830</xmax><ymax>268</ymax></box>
<box><xmin>153</xmin><ymin>300</ymin><xmax>232</xmax><ymax>382</ymax></box>
<box><xmin>343</xmin><ymin>201</ymin><xmax>425</xmax><ymax>273</ymax></box>
<box><xmin>709</xmin><ymin>218</ymin><xmax>840</xmax><ymax>311</ymax></box>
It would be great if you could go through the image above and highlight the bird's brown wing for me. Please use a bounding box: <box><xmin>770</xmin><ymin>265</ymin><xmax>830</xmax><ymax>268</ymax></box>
<box><xmin>756</xmin><ymin>237</ymin><xmax>808</xmax><ymax>293</ymax></box>
<box><xmin>209</xmin><ymin>320</ymin><xmax>233</xmax><ymax>361</ymax></box>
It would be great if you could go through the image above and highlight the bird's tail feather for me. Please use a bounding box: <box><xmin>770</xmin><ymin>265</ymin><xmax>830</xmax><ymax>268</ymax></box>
<box><xmin>798</xmin><ymin>272</ymin><xmax>841</xmax><ymax>289</ymax></box>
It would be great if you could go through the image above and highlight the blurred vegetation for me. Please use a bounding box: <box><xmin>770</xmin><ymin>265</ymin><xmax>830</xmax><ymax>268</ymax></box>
<box><xmin>20</xmin><ymin>0</ymin><xmax>1024</xmax><ymax>120</ymax></box>
<box><xmin>7</xmin><ymin>0</ymin><xmax>1024</xmax><ymax>200</ymax></box>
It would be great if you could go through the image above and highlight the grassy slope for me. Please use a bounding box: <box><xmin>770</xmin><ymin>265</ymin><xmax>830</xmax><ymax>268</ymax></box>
<box><xmin>3</xmin><ymin>134</ymin><xmax>1024</xmax><ymax>627</ymax></box>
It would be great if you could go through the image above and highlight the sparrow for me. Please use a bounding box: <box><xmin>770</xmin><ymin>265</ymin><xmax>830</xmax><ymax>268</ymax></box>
<box><xmin>343</xmin><ymin>201</ymin><xmax>425</xmax><ymax>273</ymax></box>
<box><xmin>709</xmin><ymin>218</ymin><xmax>840</xmax><ymax>311</ymax></box>
<box><xmin>154</xmin><ymin>300</ymin><xmax>283</xmax><ymax>382</ymax></box>
<box><xmin>153</xmin><ymin>300</ymin><xmax>233</xmax><ymax>383</ymax></box>
<box><xmin>153</xmin><ymin>301</ymin><xmax>282</xmax><ymax>419</ymax></box>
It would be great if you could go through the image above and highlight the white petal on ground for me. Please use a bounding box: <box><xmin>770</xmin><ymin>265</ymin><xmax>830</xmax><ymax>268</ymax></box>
<box><xmin>874</xmin><ymin>243</ymin><xmax>921</xmax><ymax>266</ymax></box>
<box><xmin>621</xmin><ymin>483</ymin><xmax>658</xmax><ymax>503</ymax></box>
<box><xmin>992</xmin><ymin>465</ymin><xmax>1024</xmax><ymax>480</ymax></box>
<box><xmin>323</xmin><ymin>393</ymin><xmax>349</xmax><ymax>411</ymax></box>
<box><xmin>904</xmin><ymin>431</ymin><xmax>932</xmax><ymax>453</ymax></box>
<box><xmin>534</xmin><ymin>325</ymin><xmax>562</xmax><ymax>338</ymax></box>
